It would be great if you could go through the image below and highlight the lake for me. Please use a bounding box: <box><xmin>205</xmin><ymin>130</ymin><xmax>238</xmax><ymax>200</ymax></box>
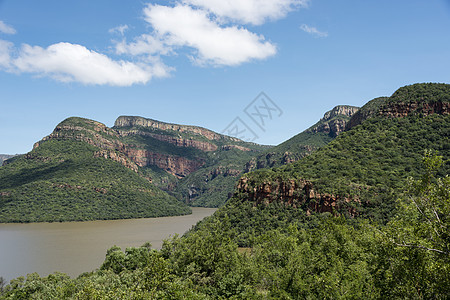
<box><xmin>0</xmin><ymin>207</ymin><xmax>216</xmax><ymax>282</ymax></box>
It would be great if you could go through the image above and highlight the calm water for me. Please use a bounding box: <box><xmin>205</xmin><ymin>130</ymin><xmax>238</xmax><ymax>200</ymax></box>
<box><xmin>0</xmin><ymin>208</ymin><xmax>216</xmax><ymax>282</ymax></box>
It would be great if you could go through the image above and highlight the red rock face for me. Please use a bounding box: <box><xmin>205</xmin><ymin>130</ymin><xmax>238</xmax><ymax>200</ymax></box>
<box><xmin>123</xmin><ymin>148</ymin><xmax>204</xmax><ymax>178</ymax></box>
<box><xmin>236</xmin><ymin>177</ymin><xmax>358</xmax><ymax>216</ymax></box>
<box><xmin>379</xmin><ymin>101</ymin><xmax>450</xmax><ymax>118</ymax></box>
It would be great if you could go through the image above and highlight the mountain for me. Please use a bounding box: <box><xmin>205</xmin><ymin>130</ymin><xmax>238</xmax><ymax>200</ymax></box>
<box><xmin>247</xmin><ymin>105</ymin><xmax>359</xmax><ymax>170</ymax></box>
<box><xmin>0</xmin><ymin>117</ymin><xmax>191</xmax><ymax>222</ymax></box>
<box><xmin>0</xmin><ymin>115</ymin><xmax>267</xmax><ymax>222</ymax></box>
<box><xmin>0</xmin><ymin>154</ymin><xmax>17</xmax><ymax>165</ymax></box>
<box><xmin>201</xmin><ymin>82</ymin><xmax>450</xmax><ymax>243</ymax></box>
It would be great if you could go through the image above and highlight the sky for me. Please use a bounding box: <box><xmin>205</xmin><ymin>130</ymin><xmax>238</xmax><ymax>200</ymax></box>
<box><xmin>0</xmin><ymin>0</ymin><xmax>449</xmax><ymax>154</ymax></box>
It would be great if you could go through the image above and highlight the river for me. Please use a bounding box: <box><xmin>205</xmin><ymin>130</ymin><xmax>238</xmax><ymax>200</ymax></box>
<box><xmin>0</xmin><ymin>207</ymin><xmax>216</xmax><ymax>282</ymax></box>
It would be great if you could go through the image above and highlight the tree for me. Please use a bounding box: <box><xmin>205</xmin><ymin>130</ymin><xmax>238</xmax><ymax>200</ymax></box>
<box><xmin>377</xmin><ymin>150</ymin><xmax>450</xmax><ymax>298</ymax></box>
<box><xmin>389</xmin><ymin>150</ymin><xmax>449</xmax><ymax>255</ymax></box>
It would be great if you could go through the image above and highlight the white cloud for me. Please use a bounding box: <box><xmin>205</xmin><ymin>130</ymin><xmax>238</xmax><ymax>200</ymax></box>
<box><xmin>109</xmin><ymin>24</ymin><xmax>129</xmax><ymax>36</ymax></box>
<box><xmin>184</xmin><ymin>0</ymin><xmax>308</xmax><ymax>25</ymax></box>
<box><xmin>1</xmin><ymin>42</ymin><xmax>172</xmax><ymax>86</ymax></box>
<box><xmin>0</xmin><ymin>40</ymin><xmax>13</xmax><ymax>68</ymax></box>
<box><xmin>143</xmin><ymin>4</ymin><xmax>276</xmax><ymax>66</ymax></box>
<box><xmin>114</xmin><ymin>34</ymin><xmax>172</xmax><ymax>57</ymax></box>
<box><xmin>0</xmin><ymin>21</ymin><xmax>16</xmax><ymax>35</ymax></box>
<box><xmin>300</xmin><ymin>24</ymin><xmax>328</xmax><ymax>38</ymax></box>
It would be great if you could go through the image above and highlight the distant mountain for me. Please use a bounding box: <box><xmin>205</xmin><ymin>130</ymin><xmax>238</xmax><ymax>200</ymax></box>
<box><xmin>0</xmin><ymin>154</ymin><xmax>17</xmax><ymax>165</ymax></box>
<box><xmin>112</xmin><ymin>116</ymin><xmax>270</xmax><ymax>208</ymax></box>
<box><xmin>247</xmin><ymin>105</ymin><xmax>359</xmax><ymax>170</ymax></box>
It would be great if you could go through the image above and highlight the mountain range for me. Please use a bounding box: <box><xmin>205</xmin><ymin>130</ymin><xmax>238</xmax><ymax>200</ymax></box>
<box><xmin>1</xmin><ymin>83</ymin><xmax>448</xmax><ymax>223</ymax></box>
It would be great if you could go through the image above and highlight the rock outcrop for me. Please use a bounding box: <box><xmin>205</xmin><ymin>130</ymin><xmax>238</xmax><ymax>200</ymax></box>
<box><xmin>117</xmin><ymin>129</ymin><xmax>219</xmax><ymax>152</ymax></box>
<box><xmin>1</xmin><ymin>154</ymin><xmax>17</xmax><ymax>166</ymax></box>
<box><xmin>236</xmin><ymin>177</ymin><xmax>358</xmax><ymax>216</ymax></box>
<box><xmin>123</xmin><ymin>148</ymin><xmax>204</xmax><ymax>178</ymax></box>
<box><xmin>115</xmin><ymin>116</ymin><xmax>239</xmax><ymax>142</ymax></box>
<box><xmin>379</xmin><ymin>101</ymin><xmax>450</xmax><ymax>118</ymax></box>
<box><xmin>307</xmin><ymin>105</ymin><xmax>360</xmax><ymax>136</ymax></box>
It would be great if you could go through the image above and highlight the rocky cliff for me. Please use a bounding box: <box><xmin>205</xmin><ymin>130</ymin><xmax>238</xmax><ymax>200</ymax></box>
<box><xmin>115</xmin><ymin>116</ymin><xmax>239</xmax><ymax>142</ymax></box>
<box><xmin>32</xmin><ymin>116</ymin><xmax>268</xmax><ymax>206</ymax></box>
<box><xmin>235</xmin><ymin>177</ymin><xmax>358</xmax><ymax>216</ymax></box>
<box><xmin>348</xmin><ymin>83</ymin><xmax>450</xmax><ymax>130</ymax></box>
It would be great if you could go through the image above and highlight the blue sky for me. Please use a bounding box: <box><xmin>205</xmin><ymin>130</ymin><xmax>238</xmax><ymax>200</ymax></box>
<box><xmin>0</xmin><ymin>0</ymin><xmax>449</xmax><ymax>154</ymax></box>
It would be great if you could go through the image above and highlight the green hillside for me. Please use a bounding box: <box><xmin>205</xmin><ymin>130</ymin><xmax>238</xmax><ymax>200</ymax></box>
<box><xmin>0</xmin><ymin>115</ymin><xmax>269</xmax><ymax>221</ymax></box>
<box><xmin>0</xmin><ymin>120</ymin><xmax>191</xmax><ymax>222</ymax></box>
<box><xmin>196</xmin><ymin>83</ymin><xmax>450</xmax><ymax>243</ymax></box>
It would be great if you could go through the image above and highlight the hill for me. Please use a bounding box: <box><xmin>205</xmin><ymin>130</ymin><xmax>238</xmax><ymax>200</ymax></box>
<box><xmin>173</xmin><ymin>105</ymin><xmax>360</xmax><ymax>207</ymax></box>
<box><xmin>200</xmin><ymin>82</ymin><xmax>450</xmax><ymax>243</ymax></box>
<box><xmin>0</xmin><ymin>118</ymin><xmax>192</xmax><ymax>222</ymax></box>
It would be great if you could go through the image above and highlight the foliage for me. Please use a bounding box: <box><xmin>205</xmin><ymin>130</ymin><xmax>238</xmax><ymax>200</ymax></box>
<box><xmin>2</xmin><ymin>152</ymin><xmax>448</xmax><ymax>298</ymax></box>
<box><xmin>387</xmin><ymin>82</ymin><xmax>450</xmax><ymax>105</ymax></box>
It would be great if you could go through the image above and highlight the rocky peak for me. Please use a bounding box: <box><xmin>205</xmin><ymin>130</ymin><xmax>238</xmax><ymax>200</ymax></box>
<box><xmin>322</xmin><ymin>105</ymin><xmax>360</xmax><ymax>121</ymax></box>
<box><xmin>307</xmin><ymin>105</ymin><xmax>359</xmax><ymax>136</ymax></box>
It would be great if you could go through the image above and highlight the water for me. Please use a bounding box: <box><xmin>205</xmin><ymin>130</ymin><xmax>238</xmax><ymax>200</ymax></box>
<box><xmin>0</xmin><ymin>207</ymin><xmax>216</xmax><ymax>282</ymax></box>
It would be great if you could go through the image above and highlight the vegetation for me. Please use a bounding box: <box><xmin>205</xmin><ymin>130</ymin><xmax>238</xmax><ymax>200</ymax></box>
<box><xmin>173</xmin><ymin>147</ymin><xmax>260</xmax><ymax>207</ymax></box>
<box><xmin>1</xmin><ymin>153</ymin><xmax>448</xmax><ymax>299</ymax></box>
<box><xmin>0</xmin><ymin>139</ymin><xmax>190</xmax><ymax>222</ymax></box>
<box><xmin>239</xmin><ymin>87</ymin><xmax>449</xmax><ymax>224</ymax></box>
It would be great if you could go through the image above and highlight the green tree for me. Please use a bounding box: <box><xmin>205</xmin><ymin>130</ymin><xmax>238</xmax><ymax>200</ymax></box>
<box><xmin>389</xmin><ymin>150</ymin><xmax>449</xmax><ymax>255</ymax></box>
<box><xmin>376</xmin><ymin>151</ymin><xmax>450</xmax><ymax>298</ymax></box>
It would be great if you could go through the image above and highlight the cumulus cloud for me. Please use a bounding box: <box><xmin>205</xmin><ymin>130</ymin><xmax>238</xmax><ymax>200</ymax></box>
<box><xmin>184</xmin><ymin>0</ymin><xmax>309</xmax><ymax>25</ymax></box>
<box><xmin>1</xmin><ymin>42</ymin><xmax>171</xmax><ymax>86</ymax></box>
<box><xmin>300</xmin><ymin>24</ymin><xmax>328</xmax><ymax>38</ymax></box>
<box><xmin>142</xmin><ymin>4</ymin><xmax>276</xmax><ymax>66</ymax></box>
<box><xmin>0</xmin><ymin>20</ymin><xmax>16</xmax><ymax>35</ymax></box>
